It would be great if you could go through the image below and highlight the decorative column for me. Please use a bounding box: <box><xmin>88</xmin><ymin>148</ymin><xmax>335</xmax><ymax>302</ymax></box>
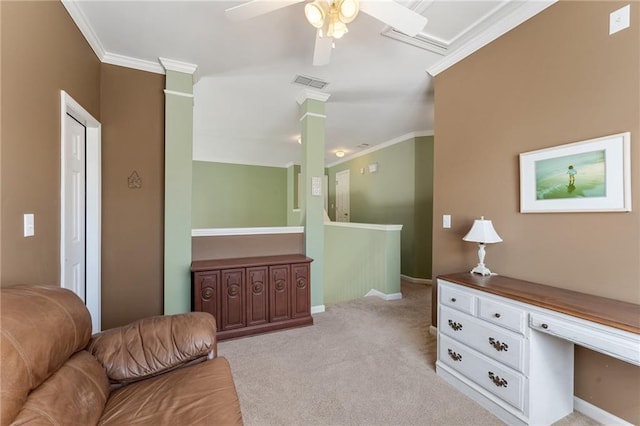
<box><xmin>296</xmin><ymin>89</ymin><xmax>330</xmax><ymax>312</ymax></box>
<box><xmin>159</xmin><ymin>58</ymin><xmax>198</xmax><ymax>315</ymax></box>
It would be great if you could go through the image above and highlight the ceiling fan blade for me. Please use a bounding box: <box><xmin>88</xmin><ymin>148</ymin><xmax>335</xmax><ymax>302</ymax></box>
<box><xmin>313</xmin><ymin>30</ymin><xmax>333</xmax><ymax>66</ymax></box>
<box><xmin>359</xmin><ymin>1</ymin><xmax>428</xmax><ymax>37</ymax></box>
<box><xmin>225</xmin><ymin>0</ymin><xmax>305</xmax><ymax>21</ymax></box>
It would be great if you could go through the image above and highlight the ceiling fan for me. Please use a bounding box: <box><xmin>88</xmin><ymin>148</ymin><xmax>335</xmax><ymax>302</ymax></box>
<box><xmin>225</xmin><ymin>0</ymin><xmax>428</xmax><ymax>66</ymax></box>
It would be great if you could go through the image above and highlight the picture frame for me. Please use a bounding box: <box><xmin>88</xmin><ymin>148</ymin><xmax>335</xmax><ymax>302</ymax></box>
<box><xmin>519</xmin><ymin>132</ymin><xmax>631</xmax><ymax>213</ymax></box>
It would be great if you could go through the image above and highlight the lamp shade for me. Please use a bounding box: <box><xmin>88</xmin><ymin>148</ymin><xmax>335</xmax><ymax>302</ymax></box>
<box><xmin>462</xmin><ymin>217</ymin><xmax>502</xmax><ymax>244</ymax></box>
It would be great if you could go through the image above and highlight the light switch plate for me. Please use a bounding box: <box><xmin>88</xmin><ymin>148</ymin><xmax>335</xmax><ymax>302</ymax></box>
<box><xmin>443</xmin><ymin>214</ymin><xmax>451</xmax><ymax>229</ymax></box>
<box><xmin>24</xmin><ymin>213</ymin><xmax>34</xmax><ymax>237</ymax></box>
<box><xmin>610</xmin><ymin>4</ymin><xmax>630</xmax><ymax>35</ymax></box>
<box><xmin>311</xmin><ymin>177</ymin><xmax>322</xmax><ymax>196</ymax></box>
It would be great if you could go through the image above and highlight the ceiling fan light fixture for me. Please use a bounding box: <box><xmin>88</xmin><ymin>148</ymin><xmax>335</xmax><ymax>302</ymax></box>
<box><xmin>337</xmin><ymin>0</ymin><xmax>359</xmax><ymax>24</ymax></box>
<box><xmin>305</xmin><ymin>1</ymin><xmax>326</xmax><ymax>29</ymax></box>
<box><xmin>327</xmin><ymin>19</ymin><xmax>348</xmax><ymax>39</ymax></box>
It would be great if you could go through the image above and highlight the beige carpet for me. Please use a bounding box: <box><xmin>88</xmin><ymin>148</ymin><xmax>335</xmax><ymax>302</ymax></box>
<box><xmin>219</xmin><ymin>282</ymin><xmax>601</xmax><ymax>426</ymax></box>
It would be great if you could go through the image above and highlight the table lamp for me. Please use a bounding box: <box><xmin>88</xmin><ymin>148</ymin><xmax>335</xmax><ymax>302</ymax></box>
<box><xmin>463</xmin><ymin>216</ymin><xmax>502</xmax><ymax>276</ymax></box>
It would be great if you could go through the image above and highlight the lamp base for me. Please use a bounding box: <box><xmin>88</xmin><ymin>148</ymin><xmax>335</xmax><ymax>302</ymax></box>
<box><xmin>470</xmin><ymin>264</ymin><xmax>493</xmax><ymax>276</ymax></box>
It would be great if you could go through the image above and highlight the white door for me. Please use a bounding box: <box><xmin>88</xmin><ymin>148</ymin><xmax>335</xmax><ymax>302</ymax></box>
<box><xmin>335</xmin><ymin>170</ymin><xmax>350</xmax><ymax>222</ymax></box>
<box><xmin>61</xmin><ymin>91</ymin><xmax>101</xmax><ymax>333</ymax></box>
<box><xmin>62</xmin><ymin>114</ymin><xmax>86</xmax><ymax>303</ymax></box>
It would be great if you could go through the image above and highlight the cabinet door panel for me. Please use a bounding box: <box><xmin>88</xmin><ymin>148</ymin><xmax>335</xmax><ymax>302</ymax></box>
<box><xmin>247</xmin><ymin>266</ymin><xmax>269</xmax><ymax>326</ymax></box>
<box><xmin>291</xmin><ymin>263</ymin><xmax>311</xmax><ymax>318</ymax></box>
<box><xmin>221</xmin><ymin>269</ymin><xmax>246</xmax><ymax>331</ymax></box>
<box><xmin>193</xmin><ymin>272</ymin><xmax>220</xmax><ymax>330</ymax></box>
<box><xmin>269</xmin><ymin>265</ymin><xmax>291</xmax><ymax>322</ymax></box>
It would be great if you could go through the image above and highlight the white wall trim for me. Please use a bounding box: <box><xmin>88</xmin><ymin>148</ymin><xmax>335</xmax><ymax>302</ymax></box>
<box><xmin>326</xmin><ymin>130</ymin><xmax>434</xmax><ymax>167</ymax></box>
<box><xmin>61</xmin><ymin>0</ymin><xmax>106</xmax><ymax>61</ymax></box>
<box><xmin>574</xmin><ymin>397</ymin><xmax>633</xmax><ymax>426</ymax></box>
<box><xmin>164</xmin><ymin>89</ymin><xmax>195</xmax><ymax>99</ymax></box>
<box><xmin>103</xmin><ymin>52</ymin><xmax>165</xmax><ymax>74</ymax></box>
<box><xmin>325</xmin><ymin>222</ymin><xmax>402</xmax><ymax>231</ymax></box>
<box><xmin>426</xmin><ymin>0</ymin><xmax>556</xmax><ymax>76</ymax></box>
<box><xmin>60</xmin><ymin>91</ymin><xmax>101</xmax><ymax>334</ymax></box>
<box><xmin>311</xmin><ymin>305</ymin><xmax>326</xmax><ymax>314</ymax></box>
<box><xmin>296</xmin><ymin>88</ymin><xmax>331</xmax><ymax>105</ymax></box>
<box><xmin>365</xmin><ymin>289</ymin><xmax>403</xmax><ymax>301</ymax></box>
<box><xmin>299</xmin><ymin>112</ymin><xmax>327</xmax><ymax>122</ymax></box>
<box><xmin>159</xmin><ymin>57</ymin><xmax>198</xmax><ymax>75</ymax></box>
<box><xmin>401</xmin><ymin>274</ymin><xmax>432</xmax><ymax>285</ymax></box>
<box><xmin>429</xmin><ymin>325</ymin><xmax>438</xmax><ymax>336</ymax></box>
<box><xmin>192</xmin><ymin>226</ymin><xmax>304</xmax><ymax>237</ymax></box>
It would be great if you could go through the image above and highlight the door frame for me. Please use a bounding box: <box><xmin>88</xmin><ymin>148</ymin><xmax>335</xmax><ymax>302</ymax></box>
<box><xmin>60</xmin><ymin>91</ymin><xmax>102</xmax><ymax>333</ymax></box>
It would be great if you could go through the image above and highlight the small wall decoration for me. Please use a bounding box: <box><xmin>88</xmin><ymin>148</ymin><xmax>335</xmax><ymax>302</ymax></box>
<box><xmin>128</xmin><ymin>171</ymin><xmax>142</xmax><ymax>189</ymax></box>
<box><xmin>519</xmin><ymin>132</ymin><xmax>631</xmax><ymax>213</ymax></box>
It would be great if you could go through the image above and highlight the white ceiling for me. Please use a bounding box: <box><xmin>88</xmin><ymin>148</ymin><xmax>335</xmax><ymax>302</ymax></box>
<box><xmin>64</xmin><ymin>0</ymin><xmax>554</xmax><ymax>167</ymax></box>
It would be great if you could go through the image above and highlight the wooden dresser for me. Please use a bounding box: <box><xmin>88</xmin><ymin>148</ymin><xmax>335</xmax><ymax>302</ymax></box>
<box><xmin>436</xmin><ymin>272</ymin><xmax>640</xmax><ymax>425</ymax></box>
<box><xmin>191</xmin><ymin>254</ymin><xmax>313</xmax><ymax>340</ymax></box>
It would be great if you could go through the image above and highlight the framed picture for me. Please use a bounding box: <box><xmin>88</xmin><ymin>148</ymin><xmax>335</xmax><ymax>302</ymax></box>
<box><xmin>519</xmin><ymin>132</ymin><xmax>631</xmax><ymax>213</ymax></box>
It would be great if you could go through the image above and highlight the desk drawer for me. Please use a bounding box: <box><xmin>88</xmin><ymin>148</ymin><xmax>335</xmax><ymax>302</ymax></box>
<box><xmin>440</xmin><ymin>281</ymin><xmax>475</xmax><ymax>315</ymax></box>
<box><xmin>440</xmin><ymin>306</ymin><xmax>525</xmax><ymax>372</ymax></box>
<box><xmin>439</xmin><ymin>334</ymin><xmax>525</xmax><ymax>411</ymax></box>
<box><xmin>478</xmin><ymin>297</ymin><xmax>527</xmax><ymax>335</ymax></box>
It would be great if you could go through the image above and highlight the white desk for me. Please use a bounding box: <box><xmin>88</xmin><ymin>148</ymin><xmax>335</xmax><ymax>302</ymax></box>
<box><xmin>436</xmin><ymin>273</ymin><xmax>640</xmax><ymax>425</ymax></box>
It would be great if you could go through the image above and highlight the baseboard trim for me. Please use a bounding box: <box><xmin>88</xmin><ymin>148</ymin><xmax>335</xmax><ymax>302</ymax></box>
<box><xmin>311</xmin><ymin>305</ymin><xmax>325</xmax><ymax>314</ymax></box>
<box><xmin>574</xmin><ymin>397</ymin><xmax>632</xmax><ymax>425</ymax></box>
<box><xmin>429</xmin><ymin>325</ymin><xmax>438</xmax><ymax>336</ymax></box>
<box><xmin>365</xmin><ymin>289</ymin><xmax>403</xmax><ymax>301</ymax></box>
<box><xmin>400</xmin><ymin>274</ymin><xmax>432</xmax><ymax>285</ymax></box>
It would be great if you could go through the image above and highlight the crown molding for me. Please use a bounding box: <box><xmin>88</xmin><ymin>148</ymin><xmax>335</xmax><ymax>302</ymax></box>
<box><xmin>103</xmin><ymin>52</ymin><xmax>165</xmax><ymax>74</ymax></box>
<box><xmin>326</xmin><ymin>130</ymin><xmax>434</xmax><ymax>167</ymax></box>
<box><xmin>296</xmin><ymin>88</ymin><xmax>331</xmax><ymax>105</ymax></box>
<box><xmin>61</xmin><ymin>0</ymin><xmax>106</xmax><ymax>60</ymax></box>
<box><xmin>426</xmin><ymin>0</ymin><xmax>557</xmax><ymax>77</ymax></box>
<box><xmin>159</xmin><ymin>57</ymin><xmax>198</xmax><ymax>75</ymax></box>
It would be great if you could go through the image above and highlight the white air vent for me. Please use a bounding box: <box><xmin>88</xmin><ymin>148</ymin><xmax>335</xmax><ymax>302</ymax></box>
<box><xmin>293</xmin><ymin>74</ymin><xmax>329</xmax><ymax>90</ymax></box>
<box><xmin>357</xmin><ymin>143</ymin><xmax>370</xmax><ymax>148</ymax></box>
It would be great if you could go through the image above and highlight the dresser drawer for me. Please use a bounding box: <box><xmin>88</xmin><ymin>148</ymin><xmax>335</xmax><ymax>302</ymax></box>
<box><xmin>439</xmin><ymin>334</ymin><xmax>525</xmax><ymax>411</ymax></box>
<box><xmin>440</xmin><ymin>306</ymin><xmax>526</xmax><ymax>372</ymax></box>
<box><xmin>439</xmin><ymin>281</ymin><xmax>475</xmax><ymax>315</ymax></box>
<box><xmin>478</xmin><ymin>297</ymin><xmax>527</xmax><ymax>335</ymax></box>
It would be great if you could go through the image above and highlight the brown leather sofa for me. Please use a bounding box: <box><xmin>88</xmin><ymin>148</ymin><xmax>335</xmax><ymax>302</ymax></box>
<box><xmin>1</xmin><ymin>285</ymin><xmax>243</xmax><ymax>425</ymax></box>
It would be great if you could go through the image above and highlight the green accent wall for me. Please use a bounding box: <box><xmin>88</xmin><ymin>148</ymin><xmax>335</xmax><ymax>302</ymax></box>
<box><xmin>164</xmin><ymin>70</ymin><xmax>194</xmax><ymax>315</ymax></box>
<box><xmin>299</xmin><ymin>98</ymin><xmax>326</xmax><ymax>308</ymax></box>
<box><xmin>324</xmin><ymin>224</ymin><xmax>401</xmax><ymax>303</ymax></box>
<box><xmin>192</xmin><ymin>161</ymin><xmax>287</xmax><ymax>228</ymax></box>
<box><xmin>327</xmin><ymin>136</ymin><xmax>434</xmax><ymax>279</ymax></box>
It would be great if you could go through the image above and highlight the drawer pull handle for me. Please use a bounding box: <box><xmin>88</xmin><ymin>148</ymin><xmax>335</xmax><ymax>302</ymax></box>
<box><xmin>488</xmin><ymin>337</ymin><xmax>509</xmax><ymax>352</ymax></box>
<box><xmin>541</xmin><ymin>323</ymin><xmax>549</xmax><ymax>329</ymax></box>
<box><xmin>450</xmin><ymin>298</ymin><xmax>457</xmax><ymax>302</ymax></box>
<box><xmin>488</xmin><ymin>372</ymin><xmax>508</xmax><ymax>388</ymax></box>
<box><xmin>448</xmin><ymin>320</ymin><xmax>463</xmax><ymax>331</ymax></box>
<box><xmin>494</xmin><ymin>313</ymin><xmax>501</xmax><ymax>318</ymax></box>
<box><xmin>447</xmin><ymin>349</ymin><xmax>462</xmax><ymax>362</ymax></box>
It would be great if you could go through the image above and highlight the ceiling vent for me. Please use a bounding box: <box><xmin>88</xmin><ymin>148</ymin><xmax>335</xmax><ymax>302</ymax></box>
<box><xmin>293</xmin><ymin>74</ymin><xmax>329</xmax><ymax>90</ymax></box>
<box><xmin>357</xmin><ymin>143</ymin><xmax>370</xmax><ymax>148</ymax></box>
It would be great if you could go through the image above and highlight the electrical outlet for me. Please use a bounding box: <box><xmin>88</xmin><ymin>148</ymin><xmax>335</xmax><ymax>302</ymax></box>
<box><xmin>610</xmin><ymin>5</ymin><xmax>630</xmax><ymax>35</ymax></box>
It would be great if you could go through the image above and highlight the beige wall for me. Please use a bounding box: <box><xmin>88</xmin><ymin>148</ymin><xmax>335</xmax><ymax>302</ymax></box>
<box><xmin>432</xmin><ymin>2</ymin><xmax>639</xmax><ymax>423</ymax></box>
<box><xmin>100</xmin><ymin>64</ymin><xmax>165</xmax><ymax>329</ymax></box>
<box><xmin>1</xmin><ymin>1</ymin><xmax>101</xmax><ymax>286</ymax></box>
<box><xmin>1</xmin><ymin>2</ymin><xmax>165</xmax><ymax>330</ymax></box>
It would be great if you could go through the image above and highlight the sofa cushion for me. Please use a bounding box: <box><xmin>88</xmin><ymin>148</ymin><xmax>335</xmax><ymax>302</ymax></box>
<box><xmin>11</xmin><ymin>351</ymin><xmax>110</xmax><ymax>425</ymax></box>
<box><xmin>87</xmin><ymin>312</ymin><xmax>217</xmax><ymax>386</ymax></box>
<box><xmin>98</xmin><ymin>357</ymin><xmax>243</xmax><ymax>425</ymax></box>
<box><xmin>1</xmin><ymin>285</ymin><xmax>92</xmax><ymax>424</ymax></box>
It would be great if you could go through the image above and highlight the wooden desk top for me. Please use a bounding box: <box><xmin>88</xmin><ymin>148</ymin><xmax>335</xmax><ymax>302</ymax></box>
<box><xmin>438</xmin><ymin>272</ymin><xmax>640</xmax><ymax>335</ymax></box>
